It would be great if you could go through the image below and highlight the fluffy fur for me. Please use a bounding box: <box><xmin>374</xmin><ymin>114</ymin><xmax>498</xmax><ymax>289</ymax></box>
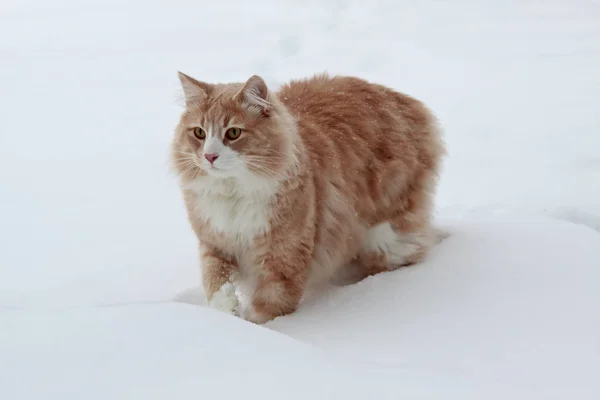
<box><xmin>171</xmin><ymin>72</ymin><xmax>445</xmax><ymax>323</ymax></box>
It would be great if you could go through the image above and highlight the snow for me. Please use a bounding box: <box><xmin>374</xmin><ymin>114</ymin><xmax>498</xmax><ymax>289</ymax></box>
<box><xmin>1</xmin><ymin>0</ymin><xmax>599</xmax><ymax>398</ymax></box>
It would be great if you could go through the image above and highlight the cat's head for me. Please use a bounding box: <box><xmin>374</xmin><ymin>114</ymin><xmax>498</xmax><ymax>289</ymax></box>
<box><xmin>172</xmin><ymin>72</ymin><xmax>297</xmax><ymax>193</ymax></box>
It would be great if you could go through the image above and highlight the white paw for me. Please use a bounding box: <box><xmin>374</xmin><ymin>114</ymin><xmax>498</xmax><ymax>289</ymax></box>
<box><xmin>208</xmin><ymin>283</ymin><xmax>239</xmax><ymax>316</ymax></box>
<box><xmin>240</xmin><ymin>306</ymin><xmax>272</xmax><ymax>325</ymax></box>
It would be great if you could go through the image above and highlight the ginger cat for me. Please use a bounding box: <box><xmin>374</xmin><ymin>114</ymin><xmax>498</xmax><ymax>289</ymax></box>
<box><xmin>172</xmin><ymin>72</ymin><xmax>445</xmax><ymax>324</ymax></box>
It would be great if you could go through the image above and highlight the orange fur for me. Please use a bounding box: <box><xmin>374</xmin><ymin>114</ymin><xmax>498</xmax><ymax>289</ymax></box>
<box><xmin>172</xmin><ymin>72</ymin><xmax>445</xmax><ymax>323</ymax></box>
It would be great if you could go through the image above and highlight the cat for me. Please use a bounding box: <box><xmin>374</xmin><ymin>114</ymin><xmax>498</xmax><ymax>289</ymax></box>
<box><xmin>171</xmin><ymin>71</ymin><xmax>445</xmax><ymax>324</ymax></box>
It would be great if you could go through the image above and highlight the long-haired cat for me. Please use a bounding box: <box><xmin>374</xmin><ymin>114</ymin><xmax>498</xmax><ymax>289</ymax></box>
<box><xmin>172</xmin><ymin>72</ymin><xmax>445</xmax><ymax>324</ymax></box>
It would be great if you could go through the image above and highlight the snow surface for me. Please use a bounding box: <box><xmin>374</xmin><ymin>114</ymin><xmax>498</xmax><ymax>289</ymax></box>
<box><xmin>1</xmin><ymin>0</ymin><xmax>599</xmax><ymax>398</ymax></box>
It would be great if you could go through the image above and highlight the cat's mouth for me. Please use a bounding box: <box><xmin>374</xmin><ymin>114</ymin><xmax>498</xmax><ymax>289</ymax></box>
<box><xmin>192</xmin><ymin>160</ymin><xmax>227</xmax><ymax>177</ymax></box>
<box><xmin>203</xmin><ymin>163</ymin><xmax>232</xmax><ymax>177</ymax></box>
<box><xmin>205</xmin><ymin>162</ymin><xmax>224</xmax><ymax>171</ymax></box>
<box><xmin>195</xmin><ymin>158</ymin><xmax>219</xmax><ymax>171</ymax></box>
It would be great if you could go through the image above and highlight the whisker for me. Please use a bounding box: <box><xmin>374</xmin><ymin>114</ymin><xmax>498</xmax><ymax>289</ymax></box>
<box><xmin>171</xmin><ymin>163</ymin><xmax>196</xmax><ymax>174</ymax></box>
<box><xmin>177</xmin><ymin>161</ymin><xmax>200</xmax><ymax>178</ymax></box>
<box><xmin>172</xmin><ymin>159</ymin><xmax>196</xmax><ymax>168</ymax></box>
<box><xmin>175</xmin><ymin>151</ymin><xmax>198</xmax><ymax>157</ymax></box>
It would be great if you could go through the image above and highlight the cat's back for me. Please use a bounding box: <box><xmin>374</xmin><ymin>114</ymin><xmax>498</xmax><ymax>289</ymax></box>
<box><xmin>277</xmin><ymin>74</ymin><xmax>379</xmax><ymax>123</ymax></box>
<box><xmin>276</xmin><ymin>73</ymin><xmax>433</xmax><ymax>135</ymax></box>
<box><xmin>275</xmin><ymin>73</ymin><xmax>442</xmax><ymax>173</ymax></box>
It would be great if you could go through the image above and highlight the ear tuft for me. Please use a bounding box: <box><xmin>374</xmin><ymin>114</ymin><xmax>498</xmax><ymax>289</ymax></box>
<box><xmin>178</xmin><ymin>71</ymin><xmax>212</xmax><ymax>106</ymax></box>
<box><xmin>236</xmin><ymin>75</ymin><xmax>270</xmax><ymax>116</ymax></box>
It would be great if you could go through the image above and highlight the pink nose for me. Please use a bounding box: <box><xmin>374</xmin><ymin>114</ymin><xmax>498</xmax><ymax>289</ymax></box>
<box><xmin>205</xmin><ymin>153</ymin><xmax>219</xmax><ymax>164</ymax></box>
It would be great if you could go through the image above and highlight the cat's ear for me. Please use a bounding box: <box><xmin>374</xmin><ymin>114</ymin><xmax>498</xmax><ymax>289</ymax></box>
<box><xmin>178</xmin><ymin>71</ymin><xmax>211</xmax><ymax>105</ymax></box>
<box><xmin>235</xmin><ymin>75</ymin><xmax>271</xmax><ymax>116</ymax></box>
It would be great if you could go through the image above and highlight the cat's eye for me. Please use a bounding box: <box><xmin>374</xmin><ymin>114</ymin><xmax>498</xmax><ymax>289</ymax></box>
<box><xmin>225</xmin><ymin>127</ymin><xmax>242</xmax><ymax>140</ymax></box>
<box><xmin>193</xmin><ymin>127</ymin><xmax>206</xmax><ymax>140</ymax></box>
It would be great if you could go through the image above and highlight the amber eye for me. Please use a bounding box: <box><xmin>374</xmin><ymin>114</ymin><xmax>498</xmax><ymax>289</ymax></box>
<box><xmin>193</xmin><ymin>127</ymin><xmax>206</xmax><ymax>139</ymax></box>
<box><xmin>225</xmin><ymin>127</ymin><xmax>242</xmax><ymax>140</ymax></box>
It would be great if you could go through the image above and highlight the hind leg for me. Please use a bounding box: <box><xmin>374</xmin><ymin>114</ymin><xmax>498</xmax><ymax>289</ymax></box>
<box><xmin>333</xmin><ymin>222</ymin><xmax>449</xmax><ymax>286</ymax></box>
<box><xmin>350</xmin><ymin>151</ymin><xmax>446</xmax><ymax>282</ymax></box>
<box><xmin>351</xmin><ymin>188</ymin><xmax>445</xmax><ymax>282</ymax></box>
<box><xmin>360</xmin><ymin>221</ymin><xmax>434</xmax><ymax>274</ymax></box>
<box><xmin>354</xmin><ymin>152</ymin><xmax>447</xmax><ymax>279</ymax></box>
<box><xmin>335</xmin><ymin>223</ymin><xmax>439</xmax><ymax>285</ymax></box>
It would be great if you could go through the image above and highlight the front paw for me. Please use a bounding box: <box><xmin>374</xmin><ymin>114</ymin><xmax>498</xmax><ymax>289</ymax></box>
<box><xmin>208</xmin><ymin>282</ymin><xmax>240</xmax><ymax>316</ymax></box>
<box><xmin>241</xmin><ymin>306</ymin><xmax>273</xmax><ymax>325</ymax></box>
<box><xmin>240</xmin><ymin>302</ymin><xmax>293</xmax><ymax>324</ymax></box>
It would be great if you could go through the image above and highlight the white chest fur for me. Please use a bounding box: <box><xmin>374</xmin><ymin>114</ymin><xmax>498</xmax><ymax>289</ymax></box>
<box><xmin>186</xmin><ymin>178</ymin><xmax>274</xmax><ymax>247</ymax></box>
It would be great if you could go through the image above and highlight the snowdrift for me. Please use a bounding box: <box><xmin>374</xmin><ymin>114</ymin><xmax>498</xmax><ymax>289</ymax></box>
<box><xmin>2</xmin><ymin>213</ymin><xmax>599</xmax><ymax>399</ymax></box>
